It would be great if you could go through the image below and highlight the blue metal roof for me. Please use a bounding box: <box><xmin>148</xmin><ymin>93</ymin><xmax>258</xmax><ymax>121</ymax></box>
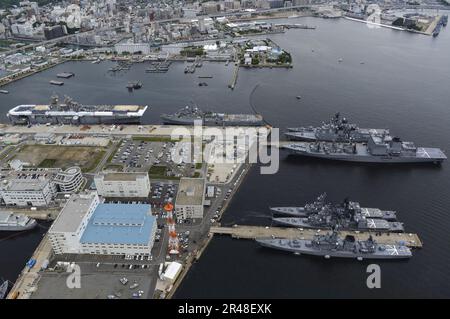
<box><xmin>80</xmin><ymin>204</ymin><xmax>155</xmax><ymax>245</ymax></box>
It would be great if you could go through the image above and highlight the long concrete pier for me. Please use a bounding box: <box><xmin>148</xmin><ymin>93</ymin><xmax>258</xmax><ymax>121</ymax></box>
<box><xmin>210</xmin><ymin>225</ymin><xmax>422</xmax><ymax>248</ymax></box>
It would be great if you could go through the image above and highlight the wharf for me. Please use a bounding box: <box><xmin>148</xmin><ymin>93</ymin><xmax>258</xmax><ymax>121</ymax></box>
<box><xmin>210</xmin><ymin>225</ymin><xmax>422</xmax><ymax>248</ymax></box>
<box><xmin>7</xmin><ymin>235</ymin><xmax>53</xmax><ymax>299</ymax></box>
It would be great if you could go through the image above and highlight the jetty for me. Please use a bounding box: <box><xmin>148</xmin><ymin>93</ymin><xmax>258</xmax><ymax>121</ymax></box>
<box><xmin>210</xmin><ymin>225</ymin><xmax>422</xmax><ymax>248</ymax></box>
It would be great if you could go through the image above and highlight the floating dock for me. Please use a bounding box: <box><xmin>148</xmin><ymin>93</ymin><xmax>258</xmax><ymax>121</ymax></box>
<box><xmin>56</xmin><ymin>72</ymin><xmax>75</xmax><ymax>79</ymax></box>
<box><xmin>210</xmin><ymin>225</ymin><xmax>422</xmax><ymax>248</ymax></box>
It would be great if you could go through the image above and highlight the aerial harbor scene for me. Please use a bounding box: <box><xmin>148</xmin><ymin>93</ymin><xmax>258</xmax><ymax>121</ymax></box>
<box><xmin>1</xmin><ymin>0</ymin><xmax>450</xmax><ymax>304</ymax></box>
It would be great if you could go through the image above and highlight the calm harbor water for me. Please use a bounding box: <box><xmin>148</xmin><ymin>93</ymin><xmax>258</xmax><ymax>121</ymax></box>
<box><xmin>1</xmin><ymin>16</ymin><xmax>450</xmax><ymax>298</ymax></box>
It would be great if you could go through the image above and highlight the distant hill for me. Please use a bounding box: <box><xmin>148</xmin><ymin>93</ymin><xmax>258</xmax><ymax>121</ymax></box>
<box><xmin>0</xmin><ymin>0</ymin><xmax>57</xmax><ymax>10</ymax></box>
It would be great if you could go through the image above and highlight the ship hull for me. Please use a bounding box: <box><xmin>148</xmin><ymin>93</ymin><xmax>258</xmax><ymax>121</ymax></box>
<box><xmin>0</xmin><ymin>219</ymin><xmax>37</xmax><ymax>232</ymax></box>
<box><xmin>161</xmin><ymin>116</ymin><xmax>264</xmax><ymax>127</ymax></box>
<box><xmin>283</xmin><ymin>146</ymin><xmax>446</xmax><ymax>164</ymax></box>
<box><xmin>8</xmin><ymin>114</ymin><xmax>143</xmax><ymax>125</ymax></box>
<box><xmin>272</xmin><ymin>218</ymin><xmax>403</xmax><ymax>232</ymax></box>
<box><xmin>256</xmin><ymin>240</ymin><xmax>412</xmax><ymax>259</ymax></box>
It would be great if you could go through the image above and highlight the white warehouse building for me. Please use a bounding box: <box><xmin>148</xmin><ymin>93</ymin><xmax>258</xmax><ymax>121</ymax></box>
<box><xmin>49</xmin><ymin>192</ymin><xmax>100</xmax><ymax>254</ymax></box>
<box><xmin>94</xmin><ymin>172</ymin><xmax>151</xmax><ymax>198</ymax></box>
<box><xmin>48</xmin><ymin>192</ymin><xmax>157</xmax><ymax>256</ymax></box>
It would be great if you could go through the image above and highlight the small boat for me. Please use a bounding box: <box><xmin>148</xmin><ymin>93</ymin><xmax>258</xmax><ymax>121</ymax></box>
<box><xmin>338</xmin><ymin>58</ymin><xmax>343</xmax><ymax>63</ymax></box>
<box><xmin>127</xmin><ymin>81</ymin><xmax>142</xmax><ymax>90</ymax></box>
<box><xmin>49</xmin><ymin>80</ymin><xmax>64</xmax><ymax>86</ymax></box>
<box><xmin>0</xmin><ymin>89</ymin><xmax>9</xmax><ymax>94</ymax></box>
<box><xmin>198</xmin><ymin>82</ymin><xmax>208</xmax><ymax>87</ymax></box>
<box><xmin>296</xmin><ymin>95</ymin><xmax>302</xmax><ymax>100</ymax></box>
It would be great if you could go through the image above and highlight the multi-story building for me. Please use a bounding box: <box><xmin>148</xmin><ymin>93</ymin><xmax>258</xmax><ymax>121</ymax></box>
<box><xmin>114</xmin><ymin>42</ymin><xmax>151</xmax><ymax>55</ymax></box>
<box><xmin>79</xmin><ymin>203</ymin><xmax>157</xmax><ymax>256</ymax></box>
<box><xmin>48</xmin><ymin>192</ymin><xmax>100</xmax><ymax>254</ymax></box>
<box><xmin>0</xmin><ymin>167</ymin><xmax>83</xmax><ymax>206</ymax></box>
<box><xmin>0</xmin><ymin>170</ymin><xmax>58</xmax><ymax>207</ymax></box>
<box><xmin>48</xmin><ymin>192</ymin><xmax>157</xmax><ymax>256</ymax></box>
<box><xmin>175</xmin><ymin>177</ymin><xmax>206</xmax><ymax>220</ymax></box>
<box><xmin>94</xmin><ymin>172</ymin><xmax>151</xmax><ymax>198</ymax></box>
<box><xmin>53</xmin><ymin>167</ymin><xmax>84</xmax><ymax>193</ymax></box>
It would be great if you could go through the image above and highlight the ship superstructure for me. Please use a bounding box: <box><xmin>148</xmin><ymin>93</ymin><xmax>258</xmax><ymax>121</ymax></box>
<box><xmin>286</xmin><ymin>113</ymin><xmax>389</xmax><ymax>142</ymax></box>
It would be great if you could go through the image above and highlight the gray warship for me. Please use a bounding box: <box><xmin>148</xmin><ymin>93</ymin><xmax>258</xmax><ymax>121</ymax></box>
<box><xmin>0</xmin><ymin>211</ymin><xmax>37</xmax><ymax>231</ymax></box>
<box><xmin>270</xmin><ymin>193</ymin><xmax>397</xmax><ymax>220</ymax></box>
<box><xmin>272</xmin><ymin>198</ymin><xmax>404</xmax><ymax>232</ymax></box>
<box><xmin>7</xmin><ymin>95</ymin><xmax>148</xmax><ymax>125</ymax></box>
<box><xmin>161</xmin><ymin>105</ymin><xmax>264</xmax><ymax>126</ymax></box>
<box><xmin>283</xmin><ymin>135</ymin><xmax>447</xmax><ymax>164</ymax></box>
<box><xmin>256</xmin><ymin>232</ymin><xmax>412</xmax><ymax>260</ymax></box>
<box><xmin>286</xmin><ymin>113</ymin><xmax>389</xmax><ymax>142</ymax></box>
<box><xmin>0</xmin><ymin>280</ymin><xmax>9</xmax><ymax>299</ymax></box>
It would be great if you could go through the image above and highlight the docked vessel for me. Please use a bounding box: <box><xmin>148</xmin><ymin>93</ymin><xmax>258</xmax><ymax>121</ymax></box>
<box><xmin>161</xmin><ymin>106</ymin><xmax>264</xmax><ymax>126</ymax></box>
<box><xmin>256</xmin><ymin>232</ymin><xmax>412</xmax><ymax>260</ymax></box>
<box><xmin>283</xmin><ymin>135</ymin><xmax>447</xmax><ymax>164</ymax></box>
<box><xmin>286</xmin><ymin>113</ymin><xmax>389</xmax><ymax>142</ymax></box>
<box><xmin>0</xmin><ymin>211</ymin><xmax>37</xmax><ymax>231</ymax></box>
<box><xmin>7</xmin><ymin>95</ymin><xmax>148</xmax><ymax>125</ymax></box>
<box><xmin>273</xmin><ymin>216</ymin><xmax>404</xmax><ymax>232</ymax></box>
<box><xmin>272</xmin><ymin>197</ymin><xmax>403</xmax><ymax>232</ymax></box>
<box><xmin>270</xmin><ymin>193</ymin><xmax>397</xmax><ymax>220</ymax></box>
<box><xmin>0</xmin><ymin>280</ymin><xmax>9</xmax><ymax>299</ymax></box>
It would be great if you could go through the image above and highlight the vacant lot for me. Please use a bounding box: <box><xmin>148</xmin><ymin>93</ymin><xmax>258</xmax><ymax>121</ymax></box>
<box><xmin>14</xmin><ymin>144</ymin><xmax>107</xmax><ymax>172</ymax></box>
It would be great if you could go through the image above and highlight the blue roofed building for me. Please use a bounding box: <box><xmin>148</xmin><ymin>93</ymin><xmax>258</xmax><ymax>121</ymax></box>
<box><xmin>79</xmin><ymin>203</ymin><xmax>157</xmax><ymax>256</ymax></box>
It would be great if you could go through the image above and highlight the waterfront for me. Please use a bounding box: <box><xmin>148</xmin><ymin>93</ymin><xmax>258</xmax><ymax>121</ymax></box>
<box><xmin>1</xmin><ymin>16</ymin><xmax>450</xmax><ymax>298</ymax></box>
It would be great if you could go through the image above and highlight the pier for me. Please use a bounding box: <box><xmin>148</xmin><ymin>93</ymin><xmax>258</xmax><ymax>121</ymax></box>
<box><xmin>210</xmin><ymin>225</ymin><xmax>423</xmax><ymax>248</ymax></box>
<box><xmin>229</xmin><ymin>64</ymin><xmax>239</xmax><ymax>90</ymax></box>
<box><xmin>7</xmin><ymin>235</ymin><xmax>53</xmax><ymax>299</ymax></box>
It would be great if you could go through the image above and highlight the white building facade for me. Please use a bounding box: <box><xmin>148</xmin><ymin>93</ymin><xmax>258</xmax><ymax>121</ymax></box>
<box><xmin>94</xmin><ymin>172</ymin><xmax>151</xmax><ymax>198</ymax></box>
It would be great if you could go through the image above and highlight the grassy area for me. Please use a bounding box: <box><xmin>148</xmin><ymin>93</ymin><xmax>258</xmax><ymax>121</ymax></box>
<box><xmin>148</xmin><ymin>165</ymin><xmax>180</xmax><ymax>180</ymax></box>
<box><xmin>12</xmin><ymin>144</ymin><xmax>107</xmax><ymax>172</ymax></box>
<box><xmin>38</xmin><ymin>158</ymin><xmax>57</xmax><ymax>168</ymax></box>
<box><xmin>132</xmin><ymin>136</ymin><xmax>180</xmax><ymax>142</ymax></box>
<box><xmin>83</xmin><ymin>150</ymin><xmax>106</xmax><ymax>173</ymax></box>
<box><xmin>102</xmin><ymin>163</ymin><xmax>124</xmax><ymax>172</ymax></box>
<box><xmin>193</xmin><ymin>172</ymin><xmax>201</xmax><ymax>178</ymax></box>
<box><xmin>195</xmin><ymin>162</ymin><xmax>203</xmax><ymax>169</ymax></box>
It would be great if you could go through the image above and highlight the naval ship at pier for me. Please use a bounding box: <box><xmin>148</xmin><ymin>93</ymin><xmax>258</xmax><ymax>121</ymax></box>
<box><xmin>270</xmin><ymin>193</ymin><xmax>397</xmax><ymax>220</ymax></box>
<box><xmin>283</xmin><ymin>135</ymin><xmax>447</xmax><ymax>164</ymax></box>
<box><xmin>285</xmin><ymin>113</ymin><xmax>389</xmax><ymax>142</ymax></box>
<box><xmin>161</xmin><ymin>105</ymin><xmax>264</xmax><ymax>126</ymax></box>
<box><xmin>7</xmin><ymin>95</ymin><xmax>148</xmax><ymax>125</ymax></box>
<box><xmin>272</xmin><ymin>197</ymin><xmax>404</xmax><ymax>232</ymax></box>
<box><xmin>0</xmin><ymin>212</ymin><xmax>37</xmax><ymax>231</ymax></box>
<box><xmin>256</xmin><ymin>232</ymin><xmax>412</xmax><ymax>260</ymax></box>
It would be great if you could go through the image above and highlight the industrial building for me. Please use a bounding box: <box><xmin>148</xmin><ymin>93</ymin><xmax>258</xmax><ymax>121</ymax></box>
<box><xmin>79</xmin><ymin>203</ymin><xmax>157</xmax><ymax>256</ymax></box>
<box><xmin>94</xmin><ymin>172</ymin><xmax>151</xmax><ymax>198</ymax></box>
<box><xmin>175</xmin><ymin>177</ymin><xmax>206</xmax><ymax>220</ymax></box>
<box><xmin>48</xmin><ymin>192</ymin><xmax>157</xmax><ymax>256</ymax></box>
<box><xmin>49</xmin><ymin>192</ymin><xmax>100</xmax><ymax>254</ymax></box>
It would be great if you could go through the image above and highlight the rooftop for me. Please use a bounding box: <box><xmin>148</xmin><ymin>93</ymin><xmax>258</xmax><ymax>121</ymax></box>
<box><xmin>50</xmin><ymin>193</ymin><xmax>99</xmax><ymax>233</ymax></box>
<box><xmin>80</xmin><ymin>203</ymin><xmax>155</xmax><ymax>245</ymax></box>
<box><xmin>175</xmin><ymin>177</ymin><xmax>205</xmax><ymax>206</ymax></box>
<box><xmin>100</xmin><ymin>172</ymin><xmax>148</xmax><ymax>182</ymax></box>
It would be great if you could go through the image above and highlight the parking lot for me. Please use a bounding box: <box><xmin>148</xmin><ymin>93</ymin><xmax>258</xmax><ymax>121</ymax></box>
<box><xmin>109</xmin><ymin>139</ymin><xmax>197</xmax><ymax>178</ymax></box>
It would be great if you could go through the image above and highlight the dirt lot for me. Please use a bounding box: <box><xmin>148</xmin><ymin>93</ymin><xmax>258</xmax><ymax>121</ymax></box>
<box><xmin>13</xmin><ymin>144</ymin><xmax>107</xmax><ymax>172</ymax></box>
